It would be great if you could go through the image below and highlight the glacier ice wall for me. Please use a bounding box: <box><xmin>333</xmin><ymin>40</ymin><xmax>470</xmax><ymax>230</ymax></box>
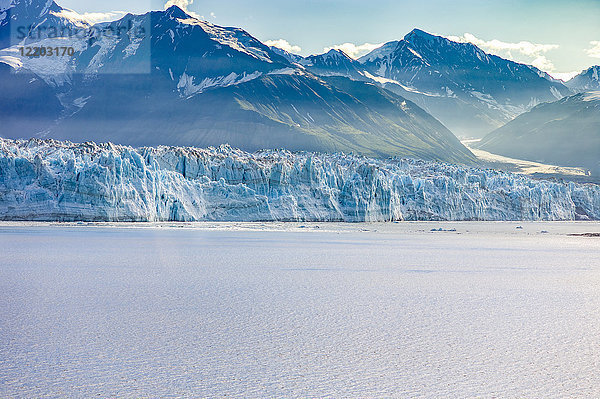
<box><xmin>1</xmin><ymin>138</ymin><xmax>599</xmax><ymax>222</ymax></box>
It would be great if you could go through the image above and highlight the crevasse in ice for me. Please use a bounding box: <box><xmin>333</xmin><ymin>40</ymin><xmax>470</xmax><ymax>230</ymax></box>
<box><xmin>1</xmin><ymin>138</ymin><xmax>599</xmax><ymax>221</ymax></box>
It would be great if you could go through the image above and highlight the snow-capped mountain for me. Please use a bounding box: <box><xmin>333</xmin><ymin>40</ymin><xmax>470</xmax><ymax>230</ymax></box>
<box><xmin>269</xmin><ymin>31</ymin><xmax>575</xmax><ymax>139</ymax></box>
<box><xmin>2</xmin><ymin>138</ymin><xmax>599</xmax><ymax>222</ymax></box>
<box><xmin>566</xmin><ymin>66</ymin><xmax>600</xmax><ymax>92</ymax></box>
<box><xmin>0</xmin><ymin>0</ymin><xmax>89</xmax><ymax>49</ymax></box>
<box><xmin>2</xmin><ymin>5</ymin><xmax>290</xmax><ymax>83</ymax></box>
<box><xmin>477</xmin><ymin>91</ymin><xmax>600</xmax><ymax>175</ymax></box>
<box><xmin>152</xmin><ymin>6</ymin><xmax>291</xmax><ymax>78</ymax></box>
<box><xmin>356</xmin><ymin>29</ymin><xmax>572</xmax><ymax>138</ymax></box>
<box><xmin>300</xmin><ymin>49</ymin><xmax>367</xmax><ymax>80</ymax></box>
<box><xmin>269</xmin><ymin>45</ymin><xmax>304</xmax><ymax>64</ymax></box>
<box><xmin>0</xmin><ymin>1</ymin><xmax>476</xmax><ymax>164</ymax></box>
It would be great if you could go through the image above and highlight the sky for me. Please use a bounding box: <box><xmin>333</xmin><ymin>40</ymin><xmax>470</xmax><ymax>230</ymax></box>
<box><xmin>59</xmin><ymin>0</ymin><xmax>600</xmax><ymax>80</ymax></box>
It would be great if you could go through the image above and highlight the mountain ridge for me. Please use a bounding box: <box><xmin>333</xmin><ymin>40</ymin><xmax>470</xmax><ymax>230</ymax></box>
<box><xmin>355</xmin><ymin>29</ymin><xmax>572</xmax><ymax>138</ymax></box>
<box><xmin>477</xmin><ymin>91</ymin><xmax>600</xmax><ymax>175</ymax></box>
<box><xmin>271</xmin><ymin>28</ymin><xmax>574</xmax><ymax>139</ymax></box>
<box><xmin>0</xmin><ymin>1</ymin><xmax>476</xmax><ymax>164</ymax></box>
<box><xmin>567</xmin><ymin>66</ymin><xmax>600</xmax><ymax>92</ymax></box>
<box><xmin>0</xmin><ymin>0</ymin><xmax>90</xmax><ymax>49</ymax></box>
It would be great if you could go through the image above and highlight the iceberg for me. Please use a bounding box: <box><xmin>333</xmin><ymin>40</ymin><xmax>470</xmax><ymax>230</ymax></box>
<box><xmin>1</xmin><ymin>138</ymin><xmax>599</xmax><ymax>222</ymax></box>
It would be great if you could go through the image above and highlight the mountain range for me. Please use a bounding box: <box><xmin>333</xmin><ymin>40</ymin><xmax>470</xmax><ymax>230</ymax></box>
<box><xmin>292</xmin><ymin>30</ymin><xmax>574</xmax><ymax>138</ymax></box>
<box><xmin>0</xmin><ymin>0</ymin><xmax>89</xmax><ymax>48</ymax></box>
<box><xmin>357</xmin><ymin>30</ymin><xmax>573</xmax><ymax>138</ymax></box>
<box><xmin>0</xmin><ymin>1</ymin><xmax>477</xmax><ymax>163</ymax></box>
<box><xmin>0</xmin><ymin>0</ymin><xmax>598</xmax><ymax>171</ymax></box>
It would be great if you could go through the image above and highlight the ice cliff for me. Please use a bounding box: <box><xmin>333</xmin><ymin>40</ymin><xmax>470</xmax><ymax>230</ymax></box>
<box><xmin>1</xmin><ymin>138</ymin><xmax>599</xmax><ymax>222</ymax></box>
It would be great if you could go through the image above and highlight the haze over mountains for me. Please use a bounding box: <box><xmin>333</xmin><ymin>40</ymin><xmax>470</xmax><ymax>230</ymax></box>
<box><xmin>0</xmin><ymin>0</ymin><xmax>598</xmax><ymax>173</ymax></box>
<box><xmin>478</xmin><ymin>92</ymin><xmax>600</xmax><ymax>175</ymax></box>
<box><xmin>0</xmin><ymin>1</ymin><xmax>474</xmax><ymax>163</ymax></box>
<box><xmin>273</xmin><ymin>31</ymin><xmax>576</xmax><ymax>140</ymax></box>
<box><xmin>357</xmin><ymin>30</ymin><xmax>572</xmax><ymax>138</ymax></box>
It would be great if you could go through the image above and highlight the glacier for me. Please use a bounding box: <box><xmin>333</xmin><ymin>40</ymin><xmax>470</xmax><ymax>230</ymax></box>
<box><xmin>1</xmin><ymin>138</ymin><xmax>599</xmax><ymax>222</ymax></box>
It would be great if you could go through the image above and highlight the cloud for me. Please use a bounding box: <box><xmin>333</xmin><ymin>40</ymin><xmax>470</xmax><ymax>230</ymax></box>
<box><xmin>164</xmin><ymin>0</ymin><xmax>201</xmax><ymax>19</ymax></box>
<box><xmin>548</xmin><ymin>71</ymin><xmax>580</xmax><ymax>82</ymax></box>
<box><xmin>210</xmin><ymin>12</ymin><xmax>216</xmax><ymax>19</ymax></box>
<box><xmin>323</xmin><ymin>42</ymin><xmax>383</xmax><ymax>59</ymax></box>
<box><xmin>264</xmin><ymin>39</ymin><xmax>302</xmax><ymax>54</ymax></box>
<box><xmin>447</xmin><ymin>33</ymin><xmax>559</xmax><ymax>72</ymax></box>
<box><xmin>53</xmin><ymin>9</ymin><xmax>128</xmax><ymax>25</ymax></box>
<box><xmin>585</xmin><ymin>41</ymin><xmax>600</xmax><ymax>58</ymax></box>
<box><xmin>80</xmin><ymin>11</ymin><xmax>128</xmax><ymax>24</ymax></box>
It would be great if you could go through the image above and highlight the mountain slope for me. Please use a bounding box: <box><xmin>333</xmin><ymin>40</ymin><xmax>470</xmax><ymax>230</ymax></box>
<box><xmin>269</xmin><ymin>45</ymin><xmax>304</xmax><ymax>64</ymax></box>
<box><xmin>0</xmin><ymin>61</ymin><xmax>63</xmax><ymax>134</ymax></box>
<box><xmin>0</xmin><ymin>0</ymin><xmax>89</xmax><ymax>49</ymax></box>
<box><xmin>358</xmin><ymin>29</ymin><xmax>572</xmax><ymax>138</ymax></box>
<box><xmin>34</xmin><ymin>72</ymin><xmax>474</xmax><ymax>162</ymax></box>
<box><xmin>0</xmin><ymin>2</ymin><xmax>475</xmax><ymax>164</ymax></box>
<box><xmin>301</xmin><ymin>49</ymin><xmax>368</xmax><ymax>81</ymax></box>
<box><xmin>477</xmin><ymin>91</ymin><xmax>600</xmax><ymax>175</ymax></box>
<box><xmin>567</xmin><ymin>66</ymin><xmax>600</xmax><ymax>92</ymax></box>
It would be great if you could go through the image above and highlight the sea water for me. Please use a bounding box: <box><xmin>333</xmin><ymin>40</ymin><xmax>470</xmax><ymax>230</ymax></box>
<box><xmin>1</xmin><ymin>223</ymin><xmax>599</xmax><ymax>398</ymax></box>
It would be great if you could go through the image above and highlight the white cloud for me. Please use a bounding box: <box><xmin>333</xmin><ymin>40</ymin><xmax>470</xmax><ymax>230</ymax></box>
<box><xmin>447</xmin><ymin>33</ymin><xmax>559</xmax><ymax>72</ymax></box>
<box><xmin>585</xmin><ymin>41</ymin><xmax>600</xmax><ymax>58</ymax></box>
<box><xmin>548</xmin><ymin>71</ymin><xmax>580</xmax><ymax>82</ymax></box>
<box><xmin>53</xmin><ymin>9</ymin><xmax>128</xmax><ymax>25</ymax></box>
<box><xmin>81</xmin><ymin>11</ymin><xmax>128</xmax><ymax>24</ymax></box>
<box><xmin>210</xmin><ymin>12</ymin><xmax>216</xmax><ymax>19</ymax></box>
<box><xmin>264</xmin><ymin>39</ymin><xmax>302</xmax><ymax>54</ymax></box>
<box><xmin>323</xmin><ymin>42</ymin><xmax>384</xmax><ymax>59</ymax></box>
<box><xmin>164</xmin><ymin>0</ymin><xmax>201</xmax><ymax>19</ymax></box>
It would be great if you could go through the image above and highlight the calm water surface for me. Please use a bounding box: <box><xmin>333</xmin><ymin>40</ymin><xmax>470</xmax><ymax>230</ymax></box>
<box><xmin>1</xmin><ymin>225</ymin><xmax>599</xmax><ymax>398</ymax></box>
